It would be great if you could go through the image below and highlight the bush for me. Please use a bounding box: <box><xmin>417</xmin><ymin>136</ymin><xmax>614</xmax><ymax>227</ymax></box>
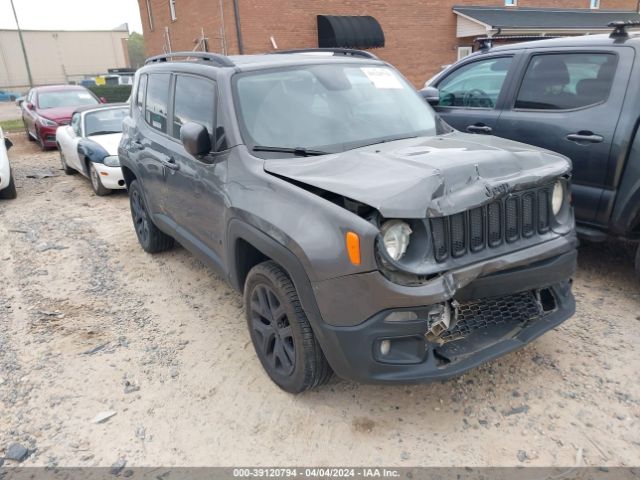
<box><xmin>88</xmin><ymin>85</ymin><xmax>132</xmax><ymax>103</ymax></box>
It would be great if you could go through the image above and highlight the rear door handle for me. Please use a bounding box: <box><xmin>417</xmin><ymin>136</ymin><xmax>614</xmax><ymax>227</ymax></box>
<box><xmin>162</xmin><ymin>157</ymin><xmax>180</xmax><ymax>171</ymax></box>
<box><xmin>466</xmin><ymin>124</ymin><xmax>493</xmax><ymax>134</ymax></box>
<box><xmin>131</xmin><ymin>140</ymin><xmax>145</xmax><ymax>151</ymax></box>
<box><xmin>566</xmin><ymin>132</ymin><xmax>603</xmax><ymax>143</ymax></box>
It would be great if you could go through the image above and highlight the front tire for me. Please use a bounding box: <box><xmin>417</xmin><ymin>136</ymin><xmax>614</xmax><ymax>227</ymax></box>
<box><xmin>89</xmin><ymin>163</ymin><xmax>111</xmax><ymax>196</ymax></box>
<box><xmin>24</xmin><ymin>121</ymin><xmax>35</xmax><ymax>142</ymax></box>
<box><xmin>244</xmin><ymin>261</ymin><xmax>332</xmax><ymax>393</ymax></box>
<box><xmin>0</xmin><ymin>171</ymin><xmax>17</xmax><ymax>199</ymax></box>
<box><xmin>128</xmin><ymin>179</ymin><xmax>174</xmax><ymax>253</ymax></box>
<box><xmin>59</xmin><ymin>149</ymin><xmax>75</xmax><ymax>175</ymax></box>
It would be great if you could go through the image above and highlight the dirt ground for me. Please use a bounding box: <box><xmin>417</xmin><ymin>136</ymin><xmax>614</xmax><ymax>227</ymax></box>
<box><xmin>1</xmin><ymin>134</ymin><xmax>639</xmax><ymax>468</ymax></box>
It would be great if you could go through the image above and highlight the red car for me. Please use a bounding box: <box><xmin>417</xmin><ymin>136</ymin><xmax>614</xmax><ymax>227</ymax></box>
<box><xmin>21</xmin><ymin>85</ymin><xmax>103</xmax><ymax>149</ymax></box>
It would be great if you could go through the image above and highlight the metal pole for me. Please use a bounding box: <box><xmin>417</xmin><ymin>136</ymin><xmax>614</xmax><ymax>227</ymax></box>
<box><xmin>10</xmin><ymin>0</ymin><xmax>33</xmax><ymax>87</ymax></box>
<box><xmin>232</xmin><ymin>0</ymin><xmax>244</xmax><ymax>54</ymax></box>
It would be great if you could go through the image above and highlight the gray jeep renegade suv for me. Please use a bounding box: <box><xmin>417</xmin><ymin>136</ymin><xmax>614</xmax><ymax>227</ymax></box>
<box><xmin>119</xmin><ymin>49</ymin><xmax>577</xmax><ymax>393</ymax></box>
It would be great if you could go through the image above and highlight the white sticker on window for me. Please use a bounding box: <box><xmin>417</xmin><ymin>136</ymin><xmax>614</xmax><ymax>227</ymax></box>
<box><xmin>361</xmin><ymin>67</ymin><xmax>403</xmax><ymax>89</ymax></box>
<box><xmin>78</xmin><ymin>93</ymin><xmax>92</xmax><ymax>99</ymax></box>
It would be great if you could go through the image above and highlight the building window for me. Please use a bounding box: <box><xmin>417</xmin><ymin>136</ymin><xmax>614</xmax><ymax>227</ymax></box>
<box><xmin>457</xmin><ymin>46</ymin><xmax>473</xmax><ymax>60</ymax></box>
<box><xmin>590</xmin><ymin>0</ymin><xmax>600</xmax><ymax>8</ymax></box>
<box><xmin>169</xmin><ymin>0</ymin><xmax>177</xmax><ymax>21</ymax></box>
<box><xmin>505</xmin><ymin>0</ymin><xmax>517</xmax><ymax>5</ymax></box>
<box><xmin>146</xmin><ymin>0</ymin><xmax>154</xmax><ymax>31</ymax></box>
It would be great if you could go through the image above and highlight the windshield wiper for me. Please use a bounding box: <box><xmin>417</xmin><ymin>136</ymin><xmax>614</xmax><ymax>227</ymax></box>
<box><xmin>252</xmin><ymin>146</ymin><xmax>329</xmax><ymax>157</ymax></box>
<box><xmin>88</xmin><ymin>130</ymin><xmax>121</xmax><ymax>136</ymax></box>
<box><xmin>347</xmin><ymin>135</ymin><xmax>419</xmax><ymax>151</ymax></box>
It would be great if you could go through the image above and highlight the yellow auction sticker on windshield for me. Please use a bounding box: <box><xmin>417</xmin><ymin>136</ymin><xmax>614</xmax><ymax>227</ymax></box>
<box><xmin>361</xmin><ymin>67</ymin><xmax>403</xmax><ymax>89</ymax></box>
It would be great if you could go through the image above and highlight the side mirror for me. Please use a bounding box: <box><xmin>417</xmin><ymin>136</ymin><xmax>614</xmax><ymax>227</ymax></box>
<box><xmin>4</xmin><ymin>137</ymin><xmax>13</xmax><ymax>151</ymax></box>
<box><xmin>26</xmin><ymin>102</ymin><xmax>35</xmax><ymax>110</ymax></box>
<box><xmin>419</xmin><ymin>87</ymin><xmax>440</xmax><ymax>106</ymax></box>
<box><xmin>180</xmin><ymin>122</ymin><xmax>211</xmax><ymax>157</ymax></box>
<box><xmin>99</xmin><ymin>97</ymin><xmax>108</xmax><ymax>104</ymax></box>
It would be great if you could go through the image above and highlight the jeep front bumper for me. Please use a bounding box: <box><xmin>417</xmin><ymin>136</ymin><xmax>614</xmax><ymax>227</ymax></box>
<box><xmin>307</xmin><ymin>235</ymin><xmax>577</xmax><ymax>384</ymax></box>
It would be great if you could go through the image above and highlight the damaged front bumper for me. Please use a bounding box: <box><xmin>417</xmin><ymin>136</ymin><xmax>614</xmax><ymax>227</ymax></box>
<box><xmin>309</xmin><ymin>234</ymin><xmax>577</xmax><ymax>383</ymax></box>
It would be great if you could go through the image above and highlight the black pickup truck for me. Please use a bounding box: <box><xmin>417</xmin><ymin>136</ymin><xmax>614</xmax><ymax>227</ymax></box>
<box><xmin>422</xmin><ymin>22</ymin><xmax>640</xmax><ymax>274</ymax></box>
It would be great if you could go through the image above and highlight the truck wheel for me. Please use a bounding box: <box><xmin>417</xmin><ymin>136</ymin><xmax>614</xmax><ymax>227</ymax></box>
<box><xmin>128</xmin><ymin>179</ymin><xmax>174</xmax><ymax>253</ymax></box>
<box><xmin>244</xmin><ymin>260</ymin><xmax>333</xmax><ymax>393</ymax></box>
<box><xmin>89</xmin><ymin>163</ymin><xmax>111</xmax><ymax>196</ymax></box>
<box><xmin>0</xmin><ymin>171</ymin><xmax>17</xmax><ymax>199</ymax></box>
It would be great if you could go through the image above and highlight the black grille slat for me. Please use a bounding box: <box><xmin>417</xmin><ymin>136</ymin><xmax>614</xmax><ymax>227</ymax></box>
<box><xmin>487</xmin><ymin>202</ymin><xmax>502</xmax><ymax>248</ymax></box>
<box><xmin>430</xmin><ymin>185</ymin><xmax>554</xmax><ymax>263</ymax></box>
<box><xmin>469</xmin><ymin>207</ymin><xmax>485</xmax><ymax>252</ymax></box>
<box><xmin>522</xmin><ymin>193</ymin><xmax>535</xmax><ymax>238</ymax></box>
<box><xmin>538</xmin><ymin>189</ymin><xmax>550</xmax><ymax>233</ymax></box>
<box><xmin>505</xmin><ymin>197</ymin><xmax>519</xmax><ymax>243</ymax></box>
<box><xmin>450</xmin><ymin>213</ymin><xmax>466</xmax><ymax>257</ymax></box>
<box><xmin>431</xmin><ymin>217</ymin><xmax>448</xmax><ymax>262</ymax></box>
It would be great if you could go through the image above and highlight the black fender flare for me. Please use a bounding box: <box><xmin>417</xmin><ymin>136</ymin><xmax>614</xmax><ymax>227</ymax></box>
<box><xmin>226</xmin><ymin>218</ymin><xmax>336</xmax><ymax>356</ymax></box>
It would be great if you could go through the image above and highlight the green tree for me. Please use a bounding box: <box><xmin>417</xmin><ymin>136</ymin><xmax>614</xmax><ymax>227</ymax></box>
<box><xmin>128</xmin><ymin>32</ymin><xmax>145</xmax><ymax>69</ymax></box>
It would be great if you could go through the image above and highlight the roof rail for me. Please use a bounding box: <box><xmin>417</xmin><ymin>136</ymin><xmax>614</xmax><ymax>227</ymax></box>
<box><xmin>609</xmin><ymin>20</ymin><xmax>640</xmax><ymax>38</ymax></box>
<box><xmin>144</xmin><ymin>52</ymin><xmax>234</xmax><ymax>67</ymax></box>
<box><xmin>474</xmin><ymin>35</ymin><xmax>562</xmax><ymax>51</ymax></box>
<box><xmin>270</xmin><ymin>48</ymin><xmax>379</xmax><ymax>60</ymax></box>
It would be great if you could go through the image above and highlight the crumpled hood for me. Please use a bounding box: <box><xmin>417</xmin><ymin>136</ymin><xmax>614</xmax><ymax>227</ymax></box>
<box><xmin>86</xmin><ymin>133</ymin><xmax>121</xmax><ymax>156</ymax></box>
<box><xmin>264</xmin><ymin>132</ymin><xmax>571</xmax><ymax>218</ymax></box>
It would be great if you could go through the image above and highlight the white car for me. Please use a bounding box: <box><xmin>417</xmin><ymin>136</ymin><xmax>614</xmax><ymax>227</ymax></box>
<box><xmin>0</xmin><ymin>127</ymin><xmax>17</xmax><ymax>199</ymax></box>
<box><xmin>55</xmin><ymin>104</ymin><xmax>127</xmax><ymax>196</ymax></box>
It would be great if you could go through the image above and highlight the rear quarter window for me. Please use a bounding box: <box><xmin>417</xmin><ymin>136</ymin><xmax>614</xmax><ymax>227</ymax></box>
<box><xmin>145</xmin><ymin>73</ymin><xmax>170</xmax><ymax>133</ymax></box>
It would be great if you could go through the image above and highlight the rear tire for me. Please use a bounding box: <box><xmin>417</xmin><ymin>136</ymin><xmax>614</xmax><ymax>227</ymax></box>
<box><xmin>635</xmin><ymin>244</ymin><xmax>640</xmax><ymax>279</ymax></box>
<box><xmin>0</xmin><ymin>171</ymin><xmax>17</xmax><ymax>199</ymax></box>
<box><xmin>89</xmin><ymin>163</ymin><xmax>111</xmax><ymax>196</ymax></box>
<box><xmin>244</xmin><ymin>260</ymin><xmax>333</xmax><ymax>393</ymax></box>
<box><xmin>128</xmin><ymin>179</ymin><xmax>174</xmax><ymax>253</ymax></box>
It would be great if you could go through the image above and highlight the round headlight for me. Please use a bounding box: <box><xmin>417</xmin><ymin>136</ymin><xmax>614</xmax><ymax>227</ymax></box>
<box><xmin>381</xmin><ymin>220</ymin><xmax>412</xmax><ymax>261</ymax></box>
<box><xmin>104</xmin><ymin>155</ymin><xmax>120</xmax><ymax>167</ymax></box>
<box><xmin>552</xmin><ymin>181</ymin><xmax>564</xmax><ymax>216</ymax></box>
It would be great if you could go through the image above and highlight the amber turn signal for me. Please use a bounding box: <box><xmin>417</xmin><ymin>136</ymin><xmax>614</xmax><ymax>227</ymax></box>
<box><xmin>346</xmin><ymin>231</ymin><xmax>361</xmax><ymax>266</ymax></box>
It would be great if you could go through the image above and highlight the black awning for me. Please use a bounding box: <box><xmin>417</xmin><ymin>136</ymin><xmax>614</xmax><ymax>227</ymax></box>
<box><xmin>317</xmin><ymin>15</ymin><xmax>385</xmax><ymax>49</ymax></box>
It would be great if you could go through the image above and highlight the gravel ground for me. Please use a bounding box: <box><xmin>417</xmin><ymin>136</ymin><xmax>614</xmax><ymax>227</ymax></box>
<box><xmin>1</xmin><ymin>135</ymin><xmax>639</xmax><ymax>468</ymax></box>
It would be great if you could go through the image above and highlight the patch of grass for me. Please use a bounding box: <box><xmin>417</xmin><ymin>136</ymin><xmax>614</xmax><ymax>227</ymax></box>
<box><xmin>0</xmin><ymin>118</ymin><xmax>23</xmax><ymax>132</ymax></box>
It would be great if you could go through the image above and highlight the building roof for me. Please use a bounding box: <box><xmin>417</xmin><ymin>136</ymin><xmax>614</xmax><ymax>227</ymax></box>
<box><xmin>453</xmin><ymin>6</ymin><xmax>640</xmax><ymax>30</ymax></box>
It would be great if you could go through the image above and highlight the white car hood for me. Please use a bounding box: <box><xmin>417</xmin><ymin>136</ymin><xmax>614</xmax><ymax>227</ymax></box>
<box><xmin>86</xmin><ymin>133</ymin><xmax>122</xmax><ymax>156</ymax></box>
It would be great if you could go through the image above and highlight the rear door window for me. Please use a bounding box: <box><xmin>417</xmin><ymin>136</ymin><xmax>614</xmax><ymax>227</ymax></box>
<box><xmin>171</xmin><ymin>75</ymin><xmax>216</xmax><ymax>140</ymax></box>
<box><xmin>145</xmin><ymin>73</ymin><xmax>170</xmax><ymax>133</ymax></box>
<box><xmin>515</xmin><ymin>53</ymin><xmax>617</xmax><ymax>110</ymax></box>
<box><xmin>437</xmin><ymin>57</ymin><xmax>513</xmax><ymax>108</ymax></box>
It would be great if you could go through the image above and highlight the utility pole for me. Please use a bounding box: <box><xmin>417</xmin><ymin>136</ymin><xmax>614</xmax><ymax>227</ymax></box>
<box><xmin>10</xmin><ymin>0</ymin><xmax>33</xmax><ymax>88</ymax></box>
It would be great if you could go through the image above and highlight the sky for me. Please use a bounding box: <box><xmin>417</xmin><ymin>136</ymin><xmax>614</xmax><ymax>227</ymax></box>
<box><xmin>0</xmin><ymin>0</ymin><xmax>143</xmax><ymax>33</ymax></box>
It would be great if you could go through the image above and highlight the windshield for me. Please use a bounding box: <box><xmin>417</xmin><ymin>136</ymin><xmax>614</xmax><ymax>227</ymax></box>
<box><xmin>234</xmin><ymin>64</ymin><xmax>439</xmax><ymax>156</ymax></box>
<box><xmin>38</xmin><ymin>90</ymin><xmax>99</xmax><ymax>109</ymax></box>
<box><xmin>84</xmin><ymin>107</ymin><xmax>127</xmax><ymax>136</ymax></box>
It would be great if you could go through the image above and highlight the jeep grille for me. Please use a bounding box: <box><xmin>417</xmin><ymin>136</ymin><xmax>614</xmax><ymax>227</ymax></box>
<box><xmin>431</xmin><ymin>185</ymin><xmax>552</xmax><ymax>263</ymax></box>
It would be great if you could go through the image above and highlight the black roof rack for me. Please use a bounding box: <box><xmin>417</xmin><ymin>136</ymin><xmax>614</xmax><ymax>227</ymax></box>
<box><xmin>144</xmin><ymin>52</ymin><xmax>234</xmax><ymax>67</ymax></box>
<box><xmin>609</xmin><ymin>20</ymin><xmax>640</xmax><ymax>38</ymax></box>
<box><xmin>474</xmin><ymin>35</ymin><xmax>562</xmax><ymax>51</ymax></box>
<box><xmin>270</xmin><ymin>48</ymin><xmax>379</xmax><ymax>60</ymax></box>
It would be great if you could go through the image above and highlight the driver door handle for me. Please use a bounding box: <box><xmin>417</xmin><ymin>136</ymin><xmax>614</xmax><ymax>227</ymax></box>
<box><xmin>566</xmin><ymin>132</ymin><xmax>603</xmax><ymax>143</ymax></box>
<box><xmin>467</xmin><ymin>124</ymin><xmax>493</xmax><ymax>134</ymax></box>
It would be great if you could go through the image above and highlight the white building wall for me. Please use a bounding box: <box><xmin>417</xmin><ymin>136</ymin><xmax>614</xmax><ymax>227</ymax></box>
<box><xmin>0</xmin><ymin>29</ymin><xmax>130</xmax><ymax>92</ymax></box>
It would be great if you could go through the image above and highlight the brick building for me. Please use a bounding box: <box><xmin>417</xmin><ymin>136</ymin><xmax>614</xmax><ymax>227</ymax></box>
<box><xmin>137</xmin><ymin>0</ymin><xmax>640</xmax><ymax>86</ymax></box>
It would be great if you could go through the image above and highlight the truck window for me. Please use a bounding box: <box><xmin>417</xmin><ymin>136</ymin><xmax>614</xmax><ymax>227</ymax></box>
<box><xmin>515</xmin><ymin>53</ymin><xmax>617</xmax><ymax>110</ymax></box>
<box><xmin>437</xmin><ymin>57</ymin><xmax>513</xmax><ymax>108</ymax></box>
<box><xmin>172</xmin><ymin>75</ymin><xmax>216</xmax><ymax>140</ymax></box>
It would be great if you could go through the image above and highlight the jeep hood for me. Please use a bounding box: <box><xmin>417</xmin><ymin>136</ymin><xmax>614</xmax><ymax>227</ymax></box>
<box><xmin>263</xmin><ymin>132</ymin><xmax>571</xmax><ymax>218</ymax></box>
